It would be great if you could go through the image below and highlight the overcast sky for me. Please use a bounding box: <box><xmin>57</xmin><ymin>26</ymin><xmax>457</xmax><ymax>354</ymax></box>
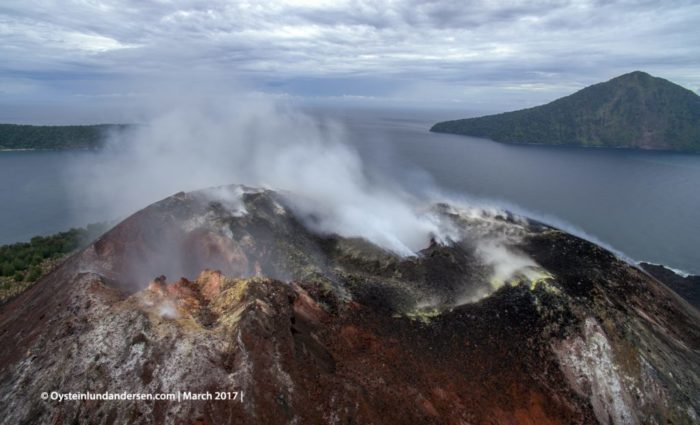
<box><xmin>1</xmin><ymin>0</ymin><xmax>699</xmax><ymax>122</ymax></box>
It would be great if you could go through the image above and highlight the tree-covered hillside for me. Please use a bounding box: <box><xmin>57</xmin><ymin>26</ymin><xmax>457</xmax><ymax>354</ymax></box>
<box><xmin>0</xmin><ymin>223</ymin><xmax>109</xmax><ymax>301</ymax></box>
<box><xmin>0</xmin><ymin>123</ymin><xmax>129</xmax><ymax>150</ymax></box>
<box><xmin>431</xmin><ymin>71</ymin><xmax>700</xmax><ymax>152</ymax></box>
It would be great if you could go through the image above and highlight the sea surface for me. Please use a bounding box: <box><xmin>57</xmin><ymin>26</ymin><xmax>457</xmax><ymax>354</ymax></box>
<box><xmin>1</xmin><ymin>107</ymin><xmax>699</xmax><ymax>274</ymax></box>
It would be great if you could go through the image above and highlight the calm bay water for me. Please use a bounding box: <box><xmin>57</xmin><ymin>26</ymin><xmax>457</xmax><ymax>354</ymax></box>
<box><xmin>1</xmin><ymin>108</ymin><xmax>699</xmax><ymax>274</ymax></box>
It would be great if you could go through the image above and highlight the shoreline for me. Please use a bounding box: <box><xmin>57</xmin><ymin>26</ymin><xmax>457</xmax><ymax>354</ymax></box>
<box><xmin>429</xmin><ymin>129</ymin><xmax>700</xmax><ymax>155</ymax></box>
<box><xmin>0</xmin><ymin>148</ymin><xmax>42</xmax><ymax>152</ymax></box>
<box><xmin>0</xmin><ymin>147</ymin><xmax>100</xmax><ymax>152</ymax></box>
<box><xmin>638</xmin><ymin>261</ymin><xmax>696</xmax><ymax>278</ymax></box>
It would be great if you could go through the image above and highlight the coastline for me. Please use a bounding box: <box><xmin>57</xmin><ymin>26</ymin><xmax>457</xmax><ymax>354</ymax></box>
<box><xmin>0</xmin><ymin>147</ymin><xmax>100</xmax><ymax>152</ymax></box>
<box><xmin>639</xmin><ymin>261</ymin><xmax>696</xmax><ymax>278</ymax></box>
<box><xmin>429</xmin><ymin>129</ymin><xmax>700</xmax><ymax>155</ymax></box>
<box><xmin>0</xmin><ymin>148</ymin><xmax>41</xmax><ymax>152</ymax></box>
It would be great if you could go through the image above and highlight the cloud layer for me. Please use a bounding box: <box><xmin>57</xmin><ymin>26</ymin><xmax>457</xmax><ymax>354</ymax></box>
<box><xmin>1</xmin><ymin>0</ymin><xmax>699</xmax><ymax>115</ymax></box>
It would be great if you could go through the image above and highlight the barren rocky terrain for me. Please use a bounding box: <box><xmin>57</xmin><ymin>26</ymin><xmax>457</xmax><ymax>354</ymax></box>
<box><xmin>0</xmin><ymin>186</ymin><xmax>698</xmax><ymax>424</ymax></box>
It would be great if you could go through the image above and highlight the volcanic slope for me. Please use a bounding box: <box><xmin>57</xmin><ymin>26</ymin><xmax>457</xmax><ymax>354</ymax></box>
<box><xmin>0</xmin><ymin>185</ymin><xmax>698</xmax><ymax>425</ymax></box>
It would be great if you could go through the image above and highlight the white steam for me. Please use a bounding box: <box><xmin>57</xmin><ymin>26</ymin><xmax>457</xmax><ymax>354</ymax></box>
<box><xmin>71</xmin><ymin>92</ymin><xmax>455</xmax><ymax>256</ymax></box>
<box><xmin>476</xmin><ymin>241</ymin><xmax>540</xmax><ymax>285</ymax></box>
<box><xmin>157</xmin><ymin>301</ymin><xmax>179</xmax><ymax>319</ymax></box>
<box><xmin>434</xmin><ymin>189</ymin><xmax>636</xmax><ymax>266</ymax></box>
<box><xmin>65</xmin><ymin>84</ymin><xmax>625</xmax><ymax>305</ymax></box>
<box><xmin>432</xmin><ymin>203</ymin><xmax>553</xmax><ymax>302</ymax></box>
<box><xmin>140</xmin><ymin>298</ymin><xmax>179</xmax><ymax>319</ymax></box>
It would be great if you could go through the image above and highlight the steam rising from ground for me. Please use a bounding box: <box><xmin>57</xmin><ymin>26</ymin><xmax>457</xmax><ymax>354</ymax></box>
<box><xmin>477</xmin><ymin>242</ymin><xmax>539</xmax><ymax>284</ymax></box>
<box><xmin>69</xmin><ymin>86</ymin><xmax>627</xmax><ymax>302</ymax></box>
<box><xmin>72</xmin><ymin>93</ymin><xmax>455</xmax><ymax>256</ymax></box>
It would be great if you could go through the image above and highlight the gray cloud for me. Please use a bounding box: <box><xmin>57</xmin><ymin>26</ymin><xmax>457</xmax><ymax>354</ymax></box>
<box><xmin>0</xmin><ymin>0</ymin><xmax>698</xmax><ymax>115</ymax></box>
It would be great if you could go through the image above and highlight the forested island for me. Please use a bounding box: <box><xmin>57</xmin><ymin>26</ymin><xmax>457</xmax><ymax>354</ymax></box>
<box><xmin>0</xmin><ymin>123</ymin><xmax>129</xmax><ymax>150</ymax></box>
<box><xmin>0</xmin><ymin>223</ymin><xmax>108</xmax><ymax>301</ymax></box>
<box><xmin>431</xmin><ymin>71</ymin><xmax>700</xmax><ymax>152</ymax></box>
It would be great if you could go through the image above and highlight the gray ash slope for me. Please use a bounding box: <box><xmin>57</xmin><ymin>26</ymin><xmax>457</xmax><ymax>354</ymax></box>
<box><xmin>0</xmin><ymin>185</ymin><xmax>698</xmax><ymax>425</ymax></box>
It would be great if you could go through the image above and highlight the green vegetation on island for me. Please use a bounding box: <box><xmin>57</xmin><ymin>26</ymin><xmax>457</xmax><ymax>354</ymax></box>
<box><xmin>0</xmin><ymin>123</ymin><xmax>129</xmax><ymax>150</ymax></box>
<box><xmin>431</xmin><ymin>71</ymin><xmax>700</xmax><ymax>152</ymax></box>
<box><xmin>0</xmin><ymin>223</ymin><xmax>109</xmax><ymax>300</ymax></box>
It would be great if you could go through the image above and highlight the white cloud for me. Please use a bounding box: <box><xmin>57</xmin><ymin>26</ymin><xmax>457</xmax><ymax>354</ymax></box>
<box><xmin>0</xmin><ymin>0</ymin><xmax>698</xmax><ymax>109</ymax></box>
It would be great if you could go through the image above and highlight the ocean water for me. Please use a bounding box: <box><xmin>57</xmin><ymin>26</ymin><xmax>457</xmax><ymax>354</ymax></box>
<box><xmin>1</xmin><ymin>107</ymin><xmax>699</xmax><ymax>274</ymax></box>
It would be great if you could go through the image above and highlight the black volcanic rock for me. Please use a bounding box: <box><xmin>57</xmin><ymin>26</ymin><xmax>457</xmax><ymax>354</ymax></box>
<box><xmin>0</xmin><ymin>185</ymin><xmax>698</xmax><ymax>424</ymax></box>
<box><xmin>431</xmin><ymin>71</ymin><xmax>700</xmax><ymax>152</ymax></box>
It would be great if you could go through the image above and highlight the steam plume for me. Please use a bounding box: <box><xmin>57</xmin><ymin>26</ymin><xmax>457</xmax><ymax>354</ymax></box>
<box><xmin>69</xmin><ymin>90</ymin><xmax>454</xmax><ymax>256</ymax></box>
